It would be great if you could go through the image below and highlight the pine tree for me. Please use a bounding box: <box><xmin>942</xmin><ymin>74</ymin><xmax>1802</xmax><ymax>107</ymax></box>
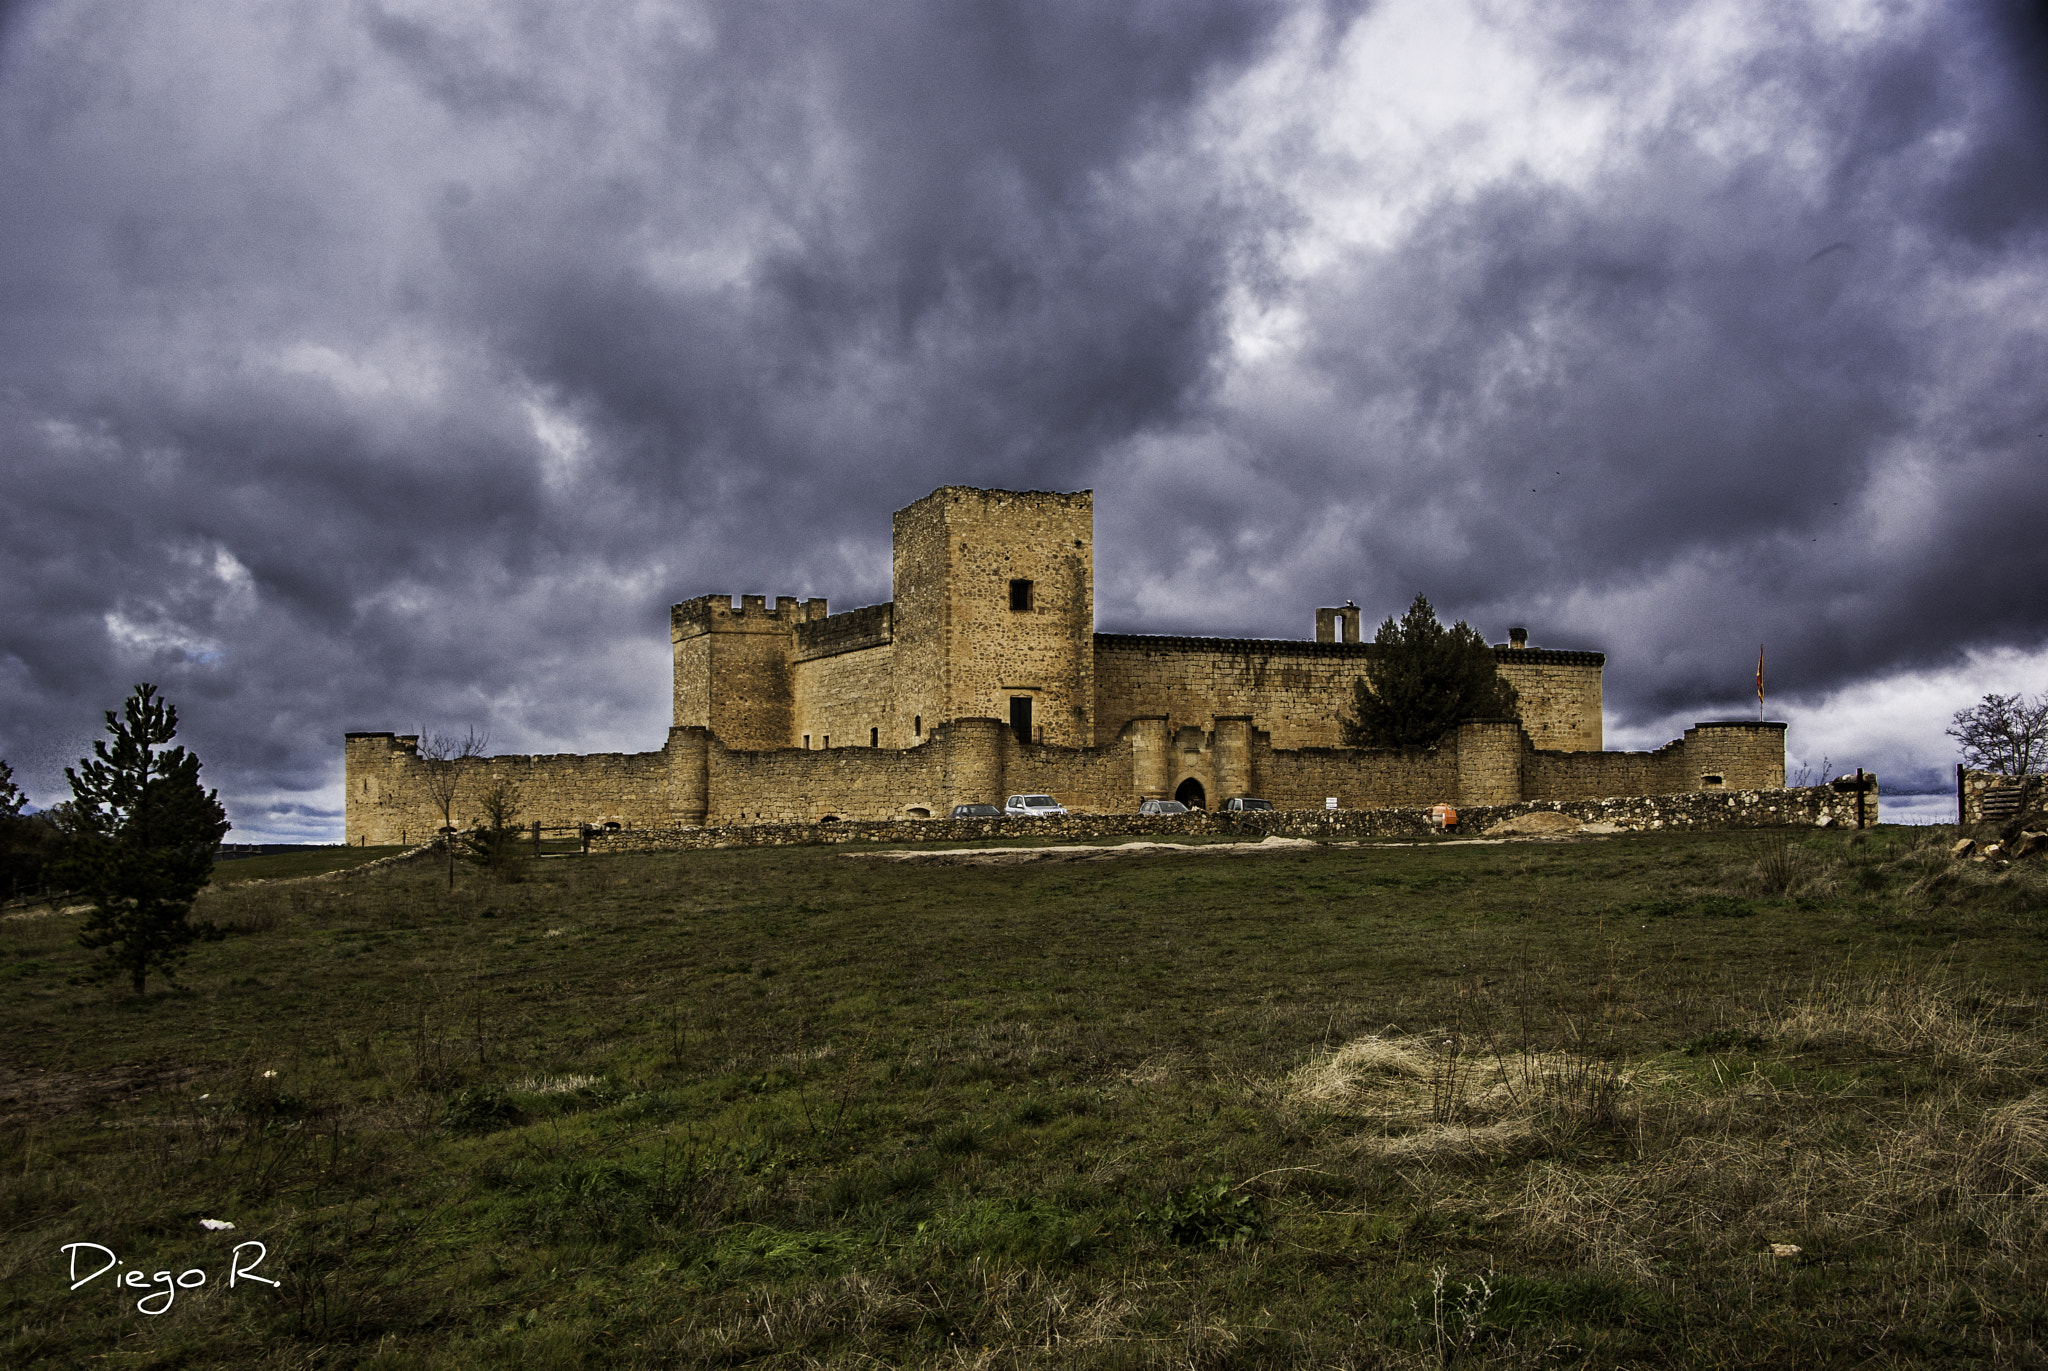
<box><xmin>1338</xmin><ymin>595</ymin><xmax>1520</xmax><ymax>748</ymax></box>
<box><xmin>60</xmin><ymin>685</ymin><xmax>231</xmax><ymax>993</ymax></box>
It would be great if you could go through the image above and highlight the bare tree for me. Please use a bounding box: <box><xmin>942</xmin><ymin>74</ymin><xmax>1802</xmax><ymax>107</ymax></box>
<box><xmin>1947</xmin><ymin>692</ymin><xmax>2048</xmax><ymax>777</ymax></box>
<box><xmin>414</xmin><ymin>728</ymin><xmax>488</xmax><ymax>890</ymax></box>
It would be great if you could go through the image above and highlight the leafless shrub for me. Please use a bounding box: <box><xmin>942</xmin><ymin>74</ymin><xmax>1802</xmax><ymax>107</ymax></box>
<box><xmin>1736</xmin><ymin>834</ymin><xmax>1838</xmax><ymax>898</ymax></box>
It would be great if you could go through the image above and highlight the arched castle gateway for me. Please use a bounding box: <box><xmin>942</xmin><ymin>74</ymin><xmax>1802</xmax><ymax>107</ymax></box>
<box><xmin>344</xmin><ymin>486</ymin><xmax>1785</xmax><ymax>843</ymax></box>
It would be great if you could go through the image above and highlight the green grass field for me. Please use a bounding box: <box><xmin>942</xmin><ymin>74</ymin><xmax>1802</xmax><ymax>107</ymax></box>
<box><xmin>4</xmin><ymin>826</ymin><xmax>2046</xmax><ymax>1368</ymax></box>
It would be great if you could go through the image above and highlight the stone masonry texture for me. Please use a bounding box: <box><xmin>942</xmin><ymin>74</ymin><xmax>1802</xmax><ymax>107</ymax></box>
<box><xmin>344</xmin><ymin>486</ymin><xmax>1790</xmax><ymax>844</ymax></box>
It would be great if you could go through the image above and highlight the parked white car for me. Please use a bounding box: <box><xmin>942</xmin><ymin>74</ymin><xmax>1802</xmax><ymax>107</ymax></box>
<box><xmin>1004</xmin><ymin>793</ymin><xmax>1067</xmax><ymax>818</ymax></box>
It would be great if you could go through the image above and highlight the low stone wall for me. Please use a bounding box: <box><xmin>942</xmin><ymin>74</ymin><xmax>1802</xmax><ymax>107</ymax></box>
<box><xmin>1960</xmin><ymin>769</ymin><xmax>2042</xmax><ymax>825</ymax></box>
<box><xmin>585</xmin><ymin>783</ymin><xmax>1878</xmax><ymax>855</ymax></box>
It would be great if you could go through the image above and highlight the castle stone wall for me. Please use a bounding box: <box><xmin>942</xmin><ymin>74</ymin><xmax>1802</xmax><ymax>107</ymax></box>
<box><xmin>342</xmin><ymin>731</ymin><xmax>685</xmax><ymax>846</ymax></box>
<box><xmin>1493</xmin><ymin>653</ymin><xmax>1604</xmax><ymax>750</ymax></box>
<box><xmin>1679</xmin><ymin>722</ymin><xmax>1788</xmax><ymax>791</ymax></box>
<box><xmin>346</xmin><ymin>710</ymin><xmax>1793</xmax><ymax>844</ymax></box>
<box><xmin>1094</xmin><ymin>636</ymin><xmax>1372</xmax><ymax>750</ymax></box>
<box><xmin>1524</xmin><ymin>743</ymin><xmax>1682</xmax><ymax>800</ymax></box>
<box><xmin>791</xmin><ymin>642</ymin><xmax>897</xmax><ymax>752</ymax></box>
<box><xmin>1245</xmin><ymin>737</ymin><xmax>1458</xmax><ymax>810</ymax></box>
<box><xmin>702</xmin><ymin>730</ymin><xmax>950</xmax><ymax>824</ymax></box>
<box><xmin>1000</xmin><ymin>729</ymin><xmax>1141</xmax><ymax>813</ymax></box>
<box><xmin>1093</xmin><ymin>637</ymin><xmax>1603</xmax><ymax>753</ymax></box>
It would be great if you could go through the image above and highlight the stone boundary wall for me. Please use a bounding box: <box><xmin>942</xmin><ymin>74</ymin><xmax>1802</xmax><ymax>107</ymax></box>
<box><xmin>1959</xmin><ymin>769</ymin><xmax>2041</xmax><ymax>824</ymax></box>
<box><xmin>586</xmin><ymin>782</ymin><xmax>1876</xmax><ymax>855</ymax></box>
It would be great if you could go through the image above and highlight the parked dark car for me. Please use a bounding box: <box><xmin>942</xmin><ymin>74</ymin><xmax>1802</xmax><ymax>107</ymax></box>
<box><xmin>1139</xmin><ymin>799</ymin><xmax>1190</xmax><ymax>815</ymax></box>
<box><xmin>950</xmin><ymin>803</ymin><xmax>1002</xmax><ymax>819</ymax></box>
<box><xmin>1222</xmin><ymin>797</ymin><xmax>1275</xmax><ymax>812</ymax></box>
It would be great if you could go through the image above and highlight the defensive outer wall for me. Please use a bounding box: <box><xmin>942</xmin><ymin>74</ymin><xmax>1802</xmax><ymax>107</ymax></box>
<box><xmin>344</xmin><ymin>485</ymin><xmax>1796</xmax><ymax>846</ymax></box>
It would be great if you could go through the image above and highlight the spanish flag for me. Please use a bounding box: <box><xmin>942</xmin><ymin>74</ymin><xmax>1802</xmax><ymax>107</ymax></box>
<box><xmin>1756</xmin><ymin>645</ymin><xmax>1765</xmax><ymax>718</ymax></box>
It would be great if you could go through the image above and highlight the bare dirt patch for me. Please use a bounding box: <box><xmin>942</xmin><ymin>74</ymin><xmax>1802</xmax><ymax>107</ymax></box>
<box><xmin>0</xmin><ymin>1062</ymin><xmax>203</xmax><ymax>1126</ymax></box>
<box><xmin>844</xmin><ymin>835</ymin><xmax>1322</xmax><ymax>866</ymax></box>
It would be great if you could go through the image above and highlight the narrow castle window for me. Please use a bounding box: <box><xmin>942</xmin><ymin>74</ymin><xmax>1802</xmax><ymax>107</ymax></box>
<box><xmin>803</xmin><ymin>734</ymin><xmax>811</xmax><ymax>749</ymax></box>
<box><xmin>823</xmin><ymin>735</ymin><xmax>830</xmax><ymax>748</ymax></box>
<box><xmin>914</xmin><ymin>715</ymin><xmax>922</xmax><ymax>737</ymax></box>
<box><xmin>1009</xmin><ymin>578</ymin><xmax>1033</xmax><ymax>611</ymax></box>
<box><xmin>1010</xmin><ymin>696</ymin><xmax>1034</xmax><ymax>744</ymax></box>
<box><xmin>870</xmin><ymin>727</ymin><xmax>879</xmax><ymax>747</ymax></box>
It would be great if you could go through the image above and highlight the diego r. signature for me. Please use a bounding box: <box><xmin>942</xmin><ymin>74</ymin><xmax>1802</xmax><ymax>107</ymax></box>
<box><xmin>61</xmin><ymin>1240</ymin><xmax>279</xmax><ymax>1315</ymax></box>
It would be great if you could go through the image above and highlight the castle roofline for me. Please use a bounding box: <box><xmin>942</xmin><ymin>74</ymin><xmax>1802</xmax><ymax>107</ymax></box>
<box><xmin>1094</xmin><ymin>632</ymin><xmax>1604</xmax><ymax>667</ymax></box>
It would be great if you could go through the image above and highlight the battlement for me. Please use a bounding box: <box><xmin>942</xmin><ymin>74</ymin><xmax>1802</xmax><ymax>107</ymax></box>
<box><xmin>795</xmin><ymin>602</ymin><xmax>894</xmax><ymax>662</ymax></box>
<box><xmin>671</xmin><ymin>593</ymin><xmax>830</xmax><ymax>638</ymax></box>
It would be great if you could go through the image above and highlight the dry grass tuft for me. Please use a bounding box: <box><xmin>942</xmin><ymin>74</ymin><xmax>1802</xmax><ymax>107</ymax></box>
<box><xmin>1771</xmin><ymin>965</ymin><xmax>2022</xmax><ymax>1065</ymax></box>
<box><xmin>1286</xmin><ymin>1033</ymin><xmax>1646</xmax><ymax>1164</ymax></box>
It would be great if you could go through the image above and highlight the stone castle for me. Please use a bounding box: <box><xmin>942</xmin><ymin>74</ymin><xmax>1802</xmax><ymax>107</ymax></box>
<box><xmin>344</xmin><ymin>486</ymin><xmax>1784</xmax><ymax>844</ymax></box>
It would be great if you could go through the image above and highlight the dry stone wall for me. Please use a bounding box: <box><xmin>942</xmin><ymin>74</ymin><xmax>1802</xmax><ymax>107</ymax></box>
<box><xmin>586</xmin><ymin>782</ymin><xmax>1880</xmax><ymax>855</ymax></box>
<box><xmin>1959</xmin><ymin>768</ymin><xmax>2045</xmax><ymax>824</ymax></box>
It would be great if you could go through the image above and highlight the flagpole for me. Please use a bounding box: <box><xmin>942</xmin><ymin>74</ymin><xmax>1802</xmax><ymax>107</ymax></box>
<box><xmin>1757</xmin><ymin>644</ymin><xmax>1764</xmax><ymax>722</ymax></box>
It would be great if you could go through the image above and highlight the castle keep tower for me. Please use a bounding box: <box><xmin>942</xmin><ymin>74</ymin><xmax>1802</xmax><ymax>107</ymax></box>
<box><xmin>892</xmin><ymin>487</ymin><xmax>1095</xmax><ymax>748</ymax></box>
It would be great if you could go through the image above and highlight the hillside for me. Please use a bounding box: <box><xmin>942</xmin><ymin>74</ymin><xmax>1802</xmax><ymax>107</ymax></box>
<box><xmin>4</xmin><ymin>827</ymin><xmax>2045</xmax><ymax>1367</ymax></box>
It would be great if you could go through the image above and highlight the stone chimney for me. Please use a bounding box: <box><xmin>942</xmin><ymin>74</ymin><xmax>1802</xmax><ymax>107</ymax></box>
<box><xmin>1508</xmin><ymin>626</ymin><xmax>1528</xmax><ymax>649</ymax></box>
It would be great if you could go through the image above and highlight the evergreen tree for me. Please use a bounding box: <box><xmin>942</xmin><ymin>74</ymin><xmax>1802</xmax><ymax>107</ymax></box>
<box><xmin>1338</xmin><ymin>595</ymin><xmax>1520</xmax><ymax>748</ymax></box>
<box><xmin>59</xmin><ymin>685</ymin><xmax>230</xmax><ymax>993</ymax></box>
<box><xmin>0</xmin><ymin>758</ymin><xmax>62</xmax><ymax>903</ymax></box>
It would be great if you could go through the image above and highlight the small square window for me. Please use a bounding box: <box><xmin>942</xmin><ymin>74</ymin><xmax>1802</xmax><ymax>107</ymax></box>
<box><xmin>1009</xmin><ymin>579</ymin><xmax>1033</xmax><ymax>611</ymax></box>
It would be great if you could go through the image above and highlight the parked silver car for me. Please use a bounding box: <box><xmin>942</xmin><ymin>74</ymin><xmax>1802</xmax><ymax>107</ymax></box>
<box><xmin>1139</xmin><ymin>799</ymin><xmax>1189</xmax><ymax>815</ymax></box>
<box><xmin>1222</xmin><ymin>797</ymin><xmax>1275</xmax><ymax>812</ymax></box>
<box><xmin>1004</xmin><ymin>793</ymin><xmax>1067</xmax><ymax>818</ymax></box>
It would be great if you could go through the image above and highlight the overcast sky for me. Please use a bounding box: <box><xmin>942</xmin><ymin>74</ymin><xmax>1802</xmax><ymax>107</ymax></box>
<box><xmin>4</xmin><ymin>0</ymin><xmax>2045</xmax><ymax>839</ymax></box>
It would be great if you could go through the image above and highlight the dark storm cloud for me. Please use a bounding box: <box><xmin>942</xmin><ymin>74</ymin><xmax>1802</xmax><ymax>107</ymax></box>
<box><xmin>0</xmin><ymin>0</ymin><xmax>1298</xmax><ymax>835</ymax></box>
<box><xmin>1089</xmin><ymin>0</ymin><xmax>2048</xmax><ymax>792</ymax></box>
<box><xmin>1</xmin><ymin>0</ymin><xmax>2043</xmax><ymax>835</ymax></box>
